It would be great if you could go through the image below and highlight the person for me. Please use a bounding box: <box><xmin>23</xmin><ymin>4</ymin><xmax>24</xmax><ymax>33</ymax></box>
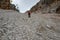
<box><xmin>27</xmin><ymin>11</ymin><xmax>31</xmax><ymax>18</ymax></box>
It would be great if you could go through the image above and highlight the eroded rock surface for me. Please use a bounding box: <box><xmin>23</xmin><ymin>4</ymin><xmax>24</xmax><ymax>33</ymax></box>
<box><xmin>0</xmin><ymin>10</ymin><xmax>60</xmax><ymax>40</ymax></box>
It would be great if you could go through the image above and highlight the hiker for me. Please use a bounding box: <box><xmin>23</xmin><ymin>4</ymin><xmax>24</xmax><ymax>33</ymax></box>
<box><xmin>27</xmin><ymin>11</ymin><xmax>31</xmax><ymax>18</ymax></box>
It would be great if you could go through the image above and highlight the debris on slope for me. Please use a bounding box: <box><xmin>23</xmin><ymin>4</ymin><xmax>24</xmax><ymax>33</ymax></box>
<box><xmin>0</xmin><ymin>9</ymin><xmax>60</xmax><ymax>40</ymax></box>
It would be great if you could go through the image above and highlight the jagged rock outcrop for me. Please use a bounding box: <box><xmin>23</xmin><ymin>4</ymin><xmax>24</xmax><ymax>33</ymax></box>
<box><xmin>0</xmin><ymin>0</ymin><xmax>16</xmax><ymax>10</ymax></box>
<box><xmin>30</xmin><ymin>0</ymin><xmax>60</xmax><ymax>13</ymax></box>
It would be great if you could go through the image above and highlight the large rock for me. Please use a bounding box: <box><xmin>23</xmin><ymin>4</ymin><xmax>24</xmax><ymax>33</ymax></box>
<box><xmin>56</xmin><ymin>6</ymin><xmax>60</xmax><ymax>13</ymax></box>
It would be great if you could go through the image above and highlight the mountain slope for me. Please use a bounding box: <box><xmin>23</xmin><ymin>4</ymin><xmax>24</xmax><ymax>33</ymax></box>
<box><xmin>30</xmin><ymin>0</ymin><xmax>60</xmax><ymax>13</ymax></box>
<box><xmin>0</xmin><ymin>9</ymin><xmax>60</xmax><ymax>40</ymax></box>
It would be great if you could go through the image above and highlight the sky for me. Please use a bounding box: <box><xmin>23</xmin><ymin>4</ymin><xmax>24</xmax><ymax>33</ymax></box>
<box><xmin>11</xmin><ymin>0</ymin><xmax>40</xmax><ymax>13</ymax></box>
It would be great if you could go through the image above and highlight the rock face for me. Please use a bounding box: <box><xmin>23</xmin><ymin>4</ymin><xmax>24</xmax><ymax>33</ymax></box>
<box><xmin>30</xmin><ymin>0</ymin><xmax>60</xmax><ymax>13</ymax></box>
<box><xmin>0</xmin><ymin>0</ymin><xmax>16</xmax><ymax>10</ymax></box>
<box><xmin>40</xmin><ymin>0</ymin><xmax>55</xmax><ymax>5</ymax></box>
<box><xmin>0</xmin><ymin>9</ymin><xmax>60</xmax><ymax>40</ymax></box>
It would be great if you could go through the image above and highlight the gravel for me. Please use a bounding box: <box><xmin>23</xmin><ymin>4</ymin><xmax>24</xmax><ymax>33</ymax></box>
<box><xmin>0</xmin><ymin>9</ymin><xmax>60</xmax><ymax>40</ymax></box>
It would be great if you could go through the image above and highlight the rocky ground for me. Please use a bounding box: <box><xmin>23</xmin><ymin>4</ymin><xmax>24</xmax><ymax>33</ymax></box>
<box><xmin>0</xmin><ymin>9</ymin><xmax>60</xmax><ymax>40</ymax></box>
